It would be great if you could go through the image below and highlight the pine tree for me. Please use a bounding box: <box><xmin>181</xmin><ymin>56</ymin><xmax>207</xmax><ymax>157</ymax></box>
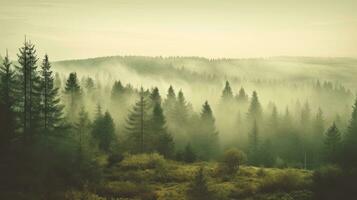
<box><xmin>247</xmin><ymin>91</ymin><xmax>262</xmax><ymax>123</ymax></box>
<box><xmin>75</xmin><ymin>107</ymin><xmax>92</xmax><ymax>151</ymax></box>
<box><xmin>343</xmin><ymin>97</ymin><xmax>357</xmax><ymax>167</ymax></box>
<box><xmin>198</xmin><ymin>101</ymin><xmax>219</xmax><ymax>160</ymax></box>
<box><xmin>268</xmin><ymin>104</ymin><xmax>279</xmax><ymax>135</ymax></box>
<box><xmin>236</xmin><ymin>87</ymin><xmax>249</xmax><ymax>104</ymax></box>
<box><xmin>15</xmin><ymin>39</ymin><xmax>41</xmax><ymax>140</ymax></box>
<box><xmin>163</xmin><ymin>85</ymin><xmax>176</xmax><ymax>120</ymax></box>
<box><xmin>150</xmin><ymin>87</ymin><xmax>161</xmax><ymax>106</ymax></box>
<box><xmin>0</xmin><ymin>50</ymin><xmax>16</xmax><ymax>145</ymax></box>
<box><xmin>150</xmin><ymin>94</ymin><xmax>174</xmax><ymax>157</ymax></box>
<box><xmin>65</xmin><ymin>72</ymin><xmax>81</xmax><ymax>122</ymax></box>
<box><xmin>313</xmin><ymin>108</ymin><xmax>325</xmax><ymax>138</ymax></box>
<box><xmin>324</xmin><ymin>123</ymin><xmax>341</xmax><ymax>164</ymax></box>
<box><xmin>248</xmin><ymin>119</ymin><xmax>259</xmax><ymax>164</ymax></box>
<box><xmin>125</xmin><ymin>88</ymin><xmax>150</xmax><ymax>153</ymax></box>
<box><xmin>183</xmin><ymin>143</ymin><xmax>196</xmax><ymax>163</ymax></box>
<box><xmin>111</xmin><ymin>80</ymin><xmax>125</xmax><ymax>101</ymax></box>
<box><xmin>39</xmin><ymin>55</ymin><xmax>63</xmax><ymax>133</ymax></box>
<box><xmin>100</xmin><ymin>111</ymin><xmax>116</xmax><ymax>152</ymax></box>
<box><xmin>221</xmin><ymin>80</ymin><xmax>234</xmax><ymax>102</ymax></box>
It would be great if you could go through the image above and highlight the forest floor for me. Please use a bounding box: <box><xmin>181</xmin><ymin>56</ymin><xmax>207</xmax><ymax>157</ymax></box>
<box><xmin>67</xmin><ymin>154</ymin><xmax>313</xmax><ymax>200</ymax></box>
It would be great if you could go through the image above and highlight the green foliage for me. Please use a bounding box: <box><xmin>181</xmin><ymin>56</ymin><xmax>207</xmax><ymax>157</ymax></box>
<box><xmin>0</xmin><ymin>50</ymin><xmax>16</xmax><ymax>145</ymax></box>
<box><xmin>219</xmin><ymin>148</ymin><xmax>246</xmax><ymax>175</ymax></box>
<box><xmin>120</xmin><ymin>153</ymin><xmax>166</xmax><ymax>170</ymax></box>
<box><xmin>259</xmin><ymin>169</ymin><xmax>311</xmax><ymax>193</ymax></box>
<box><xmin>183</xmin><ymin>143</ymin><xmax>196</xmax><ymax>163</ymax></box>
<box><xmin>187</xmin><ymin>167</ymin><xmax>213</xmax><ymax>200</ymax></box>
<box><xmin>312</xmin><ymin>165</ymin><xmax>357</xmax><ymax>200</ymax></box>
<box><xmin>323</xmin><ymin>123</ymin><xmax>341</xmax><ymax>163</ymax></box>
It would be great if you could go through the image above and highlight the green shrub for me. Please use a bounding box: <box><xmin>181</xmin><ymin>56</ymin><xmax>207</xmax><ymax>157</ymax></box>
<box><xmin>259</xmin><ymin>169</ymin><xmax>310</xmax><ymax>193</ymax></box>
<box><xmin>220</xmin><ymin>148</ymin><xmax>246</xmax><ymax>175</ymax></box>
<box><xmin>120</xmin><ymin>153</ymin><xmax>166</xmax><ymax>170</ymax></box>
<box><xmin>96</xmin><ymin>181</ymin><xmax>156</xmax><ymax>199</ymax></box>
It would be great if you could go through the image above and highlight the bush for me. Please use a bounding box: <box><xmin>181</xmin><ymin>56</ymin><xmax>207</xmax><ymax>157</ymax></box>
<box><xmin>259</xmin><ymin>169</ymin><xmax>310</xmax><ymax>193</ymax></box>
<box><xmin>218</xmin><ymin>148</ymin><xmax>246</xmax><ymax>176</ymax></box>
<box><xmin>187</xmin><ymin>167</ymin><xmax>214</xmax><ymax>200</ymax></box>
<box><xmin>96</xmin><ymin>181</ymin><xmax>156</xmax><ymax>199</ymax></box>
<box><xmin>312</xmin><ymin>165</ymin><xmax>357</xmax><ymax>200</ymax></box>
<box><xmin>120</xmin><ymin>153</ymin><xmax>166</xmax><ymax>170</ymax></box>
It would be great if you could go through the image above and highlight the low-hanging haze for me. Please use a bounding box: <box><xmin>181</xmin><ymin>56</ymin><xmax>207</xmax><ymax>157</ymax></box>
<box><xmin>0</xmin><ymin>0</ymin><xmax>357</xmax><ymax>60</ymax></box>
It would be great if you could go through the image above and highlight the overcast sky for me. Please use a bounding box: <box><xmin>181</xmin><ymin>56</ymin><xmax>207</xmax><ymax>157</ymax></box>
<box><xmin>0</xmin><ymin>0</ymin><xmax>356</xmax><ymax>60</ymax></box>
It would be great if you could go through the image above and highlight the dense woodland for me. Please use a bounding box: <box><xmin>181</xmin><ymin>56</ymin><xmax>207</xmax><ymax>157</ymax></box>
<box><xmin>1</xmin><ymin>41</ymin><xmax>357</xmax><ymax>199</ymax></box>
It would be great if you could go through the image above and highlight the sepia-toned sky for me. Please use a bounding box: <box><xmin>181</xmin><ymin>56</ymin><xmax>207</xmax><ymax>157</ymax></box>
<box><xmin>0</xmin><ymin>0</ymin><xmax>356</xmax><ymax>60</ymax></box>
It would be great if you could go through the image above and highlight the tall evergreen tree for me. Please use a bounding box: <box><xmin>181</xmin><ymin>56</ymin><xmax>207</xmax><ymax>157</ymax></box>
<box><xmin>111</xmin><ymin>80</ymin><xmax>125</xmax><ymax>101</ymax></box>
<box><xmin>313</xmin><ymin>108</ymin><xmax>325</xmax><ymax>138</ymax></box>
<box><xmin>75</xmin><ymin>107</ymin><xmax>92</xmax><ymax>152</ymax></box>
<box><xmin>198</xmin><ymin>101</ymin><xmax>219</xmax><ymax>160</ymax></box>
<box><xmin>343</xmin><ymin>97</ymin><xmax>357</xmax><ymax>167</ymax></box>
<box><xmin>248</xmin><ymin>119</ymin><xmax>259</xmax><ymax>164</ymax></box>
<box><xmin>0</xmin><ymin>50</ymin><xmax>16</xmax><ymax>145</ymax></box>
<box><xmin>151</xmin><ymin>102</ymin><xmax>174</xmax><ymax>157</ymax></box>
<box><xmin>236</xmin><ymin>87</ymin><xmax>249</xmax><ymax>104</ymax></box>
<box><xmin>15</xmin><ymin>39</ymin><xmax>41</xmax><ymax>140</ymax></box>
<box><xmin>221</xmin><ymin>80</ymin><xmax>234</xmax><ymax>102</ymax></box>
<box><xmin>125</xmin><ymin>88</ymin><xmax>150</xmax><ymax>153</ymax></box>
<box><xmin>39</xmin><ymin>55</ymin><xmax>63</xmax><ymax>133</ymax></box>
<box><xmin>64</xmin><ymin>72</ymin><xmax>81</xmax><ymax>122</ymax></box>
<box><xmin>247</xmin><ymin>91</ymin><xmax>262</xmax><ymax>123</ymax></box>
<box><xmin>324</xmin><ymin>123</ymin><xmax>341</xmax><ymax>164</ymax></box>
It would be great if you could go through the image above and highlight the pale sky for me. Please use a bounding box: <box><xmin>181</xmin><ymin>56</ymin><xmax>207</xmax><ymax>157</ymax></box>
<box><xmin>0</xmin><ymin>0</ymin><xmax>356</xmax><ymax>60</ymax></box>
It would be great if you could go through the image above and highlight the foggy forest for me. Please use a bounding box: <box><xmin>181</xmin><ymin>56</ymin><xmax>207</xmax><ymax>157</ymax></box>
<box><xmin>1</xmin><ymin>0</ymin><xmax>357</xmax><ymax>199</ymax></box>
<box><xmin>1</xmin><ymin>40</ymin><xmax>357</xmax><ymax>199</ymax></box>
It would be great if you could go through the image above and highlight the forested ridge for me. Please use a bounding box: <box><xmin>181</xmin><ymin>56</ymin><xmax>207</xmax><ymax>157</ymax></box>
<box><xmin>1</xmin><ymin>41</ymin><xmax>357</xmax><ymax>199</ymax></box>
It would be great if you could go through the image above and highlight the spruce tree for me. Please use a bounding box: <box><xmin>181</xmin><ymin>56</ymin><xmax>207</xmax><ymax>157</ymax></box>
<box><xmin>125</xmin><ymin>88</ymin><xmax>150</xmax><ymax>153</ymax></box>
<box><xmin>248</xmin><ymin>119</ymin><xmax>259</xmax><ymax>164</ymax></box>
<box><xmin>344</xmin><ymin>97</ymin><xmax>357</xmax><ymax>167</ymax></box>
<box><xmin>75</xmin><ymin>107</ymin><xmax>91</xmax><ymax>151</ymax></box>
<box><xmin>150</xmin><ymin>93</ymin><xmax>174</xmax><ymax>157</ymax></box>
<box><xmin>0</xmin><ymin>50</ymin><xmax>16</xmax><ymax>145</ymax></box>
<box><xmin>247</xmin><ymin>91</ymin><xmax>262</xmax><ymax>123</ymax></box>
<box><xmin>221</xmin><ymin>80</ymin><xmax>233</xmax><ymax>102</ymax></box>
<box><xmin>64</xmin><ymin>72</ymin><xmax>81</xmax><ymax>122</ymax></box>
<box><xmin>111</xmin><ymin>80</ymin><xmax>125</xmax><ymax>101</ymax></box>
<box><xmin>39</xmin><ymin>55</ymin><xmax>63</xmax><ymax>133</ymax></box>
<box><xmin>15</xmin><ymin>39</ymin><xmax>41</xmax><ymax>140</ymax></box>
<box><xmin>199</xmin><ymin>101</ymin><xmax>219</xmax><ymax>160</ymax></box>
<box><xmin>324</xmin><ymin>123</ymin><xmax>341</xmax><ymax>164</ymax></box>
<box><xmin>313</xmin><ymin>108</ymin><xmax>325</xmax><ymax>138</ymax></box>
<box><xmin>236</xmin><ymin>87</ymin><xmax>249</xmax><ymax>104</ymax></box>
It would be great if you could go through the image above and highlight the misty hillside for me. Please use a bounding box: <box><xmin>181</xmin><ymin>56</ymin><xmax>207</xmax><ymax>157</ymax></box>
<box><xmin>53</xmin><ymin>56</ymin><xmax>357</xmax><ymax>90</ymax></box>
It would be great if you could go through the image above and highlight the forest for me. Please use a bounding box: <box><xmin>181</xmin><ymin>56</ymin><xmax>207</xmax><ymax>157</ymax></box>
<box><xmin>1</xmin><ymin>40</ymin><xmax>357</xmax><ymax>200</ymax></box>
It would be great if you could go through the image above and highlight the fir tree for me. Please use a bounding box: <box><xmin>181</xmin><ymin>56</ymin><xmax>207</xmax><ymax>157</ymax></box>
<box><xmin>313</xmin><ymin>108</ymin><xmax>325</xmax><ymax>138</ymax></box>
<box><xmin>111</xmin><ymin>80</ymin><xmax>125</xmax><ymax>101</ymax></box>
<box><xmin>248</xmin><ymin>119</ymin><xmax>259</xmax><ymax>164</ymax></box>
<box><xmin>64</xmin><ymin>72</ymin><xmax>81</xmax><ymax>122</ymax></box>
<box><xmin>247</xmin><ymin>91</ymin><xmax>262</xmax><ymax>123</ymax></box>
<box><xmin>198</xmin><ymin>101</ymin><xmax>219</xmax><ymax>160</ymax></box>
<box><xmin>151</xmin><ymin>97</ymin><xmax>174</xmax><ymax>157</ymax></box>
<box><xmin>221</xmin><ymin>80</ymin><xmax>233</xmax><ymax>102</ymax></box>
<box><xmin>183</xmin><ymin>143</ymin><xmax>196</xmax><ymax>163</ymax></box>
<box><xmin>39</xmin><ymin>55</ymin><xmax>63</xmax><ymax>133</ymax></box>
<box><xmin>0</xmin><ymin>50</ymin><xmax>16</xmax><ymax>145</ymax></box>
<box><xmin>324</xmin><ymin>123</ymin><xmax>341</xmax><ymax>163</ymax></box>
<box><xmin>75</xmin><ymin>107</ymin><xmax>91</xmax><ymax>151</ymax></box>
<box><xmin>343</xmin><ymin>97</ymin><xmax>357</xmax><ymax>167</ymax></box>
<box><xmin>15</xmin><ymin>39</ymin><xmax>41</xmax><ymax>140</ymax></box>
<box><xmin>236</xmin><ymin>87</ymin><xmax>249</xmax><ymax>104</ymax></box>
<box><xmin>125</xmin><ymin>88</ymin><xmax>150</xmax><ymax>153</ymax></box>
